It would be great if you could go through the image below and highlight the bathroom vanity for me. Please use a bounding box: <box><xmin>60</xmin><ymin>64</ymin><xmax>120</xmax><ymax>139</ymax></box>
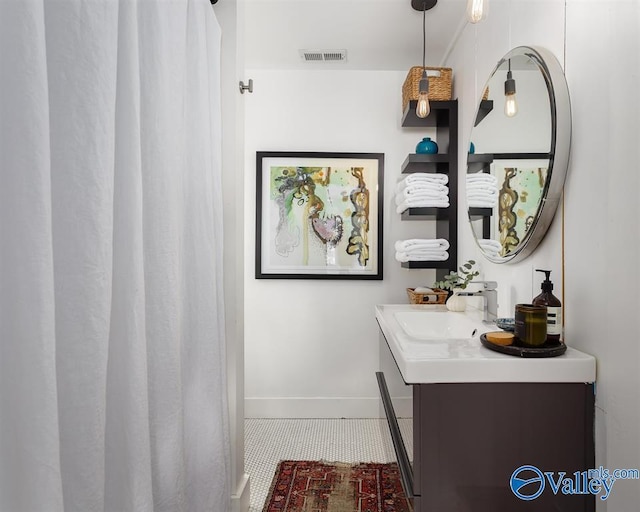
<box><xmin>376</xmin><ymin>305</ymin><xmax>596</xmax><ymax>512</ymax></box>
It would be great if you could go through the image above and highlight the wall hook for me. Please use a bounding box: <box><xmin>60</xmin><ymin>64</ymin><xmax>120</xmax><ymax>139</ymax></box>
<box><xmin>239</xmin><ymin>79</ymin><xmax>253</xmax><ymax>94</ymax></box>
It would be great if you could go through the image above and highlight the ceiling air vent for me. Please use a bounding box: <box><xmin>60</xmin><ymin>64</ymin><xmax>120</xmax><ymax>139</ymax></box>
<box><xmin>299</xmin><ymin>49</ymin><xmax>347</xmax><ymax>63</ymax></box>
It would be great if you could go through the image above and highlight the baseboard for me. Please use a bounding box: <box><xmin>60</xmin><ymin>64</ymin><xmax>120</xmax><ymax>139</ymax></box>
<box><xmin>245</xmin><ymin>397</ymin><xmax>394</xmax><ymax>418</ymax></box>
<box><xmin>231</xmin><ymin>472</ymin><xmax>250</xmax><ymax>512</ymax></box>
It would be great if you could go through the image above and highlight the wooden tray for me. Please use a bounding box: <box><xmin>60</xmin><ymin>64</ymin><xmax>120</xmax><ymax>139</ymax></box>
<box><xmin>480</xmin><ymin>333</ymin><xmax>567</xmax><ymax>358</ymax></box>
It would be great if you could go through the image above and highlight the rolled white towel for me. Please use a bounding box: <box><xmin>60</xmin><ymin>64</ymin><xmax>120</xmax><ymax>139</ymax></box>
<box><xmin>395</xmin><ymin>190</ymin><xmax>449</xmax><ymax>205</ymax></box>
<box><xmin>468</xmin><ymin>187</ymin><xmax>498</xmax><ymax>195</ymax></box>
<box><xmin>396</xmin><ymin>180</ymin><xmax>449</xmax><ymax>194</ymax></box>
<box><xmin>401</xmin><ymin>173</ymin><xmax>449</xmax><ymax>185</ymax></box>
<box><xmin>467</xmin><ymin>191</ymin><xmax>498</xmax><ymax>201</ymax></box>
<box><xmin>466</xmin><ymin>183</ymin><xmax>498</xmax><ymax>193</ymax></box>
<box><xmin>468</xmin><ymin>189</ymin><xmax>498</xmax><ymax>199</ymax></box>
<box><xmin>468</xmin><ymin>198</ymin><xmax>497</xmax><ymax>208</ymax></box>
<box><xmin>396</xmin><ymin>199</ymin><xmax>450</xmax><ymax>213</ymax></box>
<box><xmin>395</xmin><ymin>238</ymin><xmax>450</xmax><ymax>252</ymax></box>
<box><xmin>396</xmin><ymin>181</ymin><xmax>449</xmax><ymax>194</ymax></box>
<box><xmin>468</xmin><ymin>196</ymin><xmax>498</xmax><ymax>204</ymax></box>
<box><xmin>478</xmin><ymin>239</ymin><xmax>502</xmax><ymax>252</ymax></box>
<box><xmin>466</xmin><ymin>172</ymin><xmax>497</xmax><ymax>184</ymax></box>
<box><xmin>478</xmin><ymin>239</ymin><xmax>506</xmax><ymax>260</ymax></box>
<box><xmin>413</xmin><ymin>287</ymin><xmax>438</xmax><ymax>302</ymax></box>
<box><xmin>395</xmin><ymin>250</ymin><xmax>449</xmax><ymax>262</ymax></box>
<box><xmin>466</xmin><ymin>175</ymin><xmax>497</xmax><ymax>183</ymax></box>
<box><xmin>467</xmin><ymin>192</ymin><xmax>498</xmax><ymax>202</ymax></box>
<box><xmin>397</xmin><ymin>186</ymin><xmax>449</xmax><ymax>197</ymax></box>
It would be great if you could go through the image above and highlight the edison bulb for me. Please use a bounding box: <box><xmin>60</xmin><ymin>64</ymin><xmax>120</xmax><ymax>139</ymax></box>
<box><xmin>504</xmin><ymin>93</ymin><xmax>518</xmax><ymax>117</ymax></box>
<box><xmin>416</xmin><ymin>92</ymin><xmax>430</xmax><ymax>118</ymax></box>
<box><xmin>466</xmin><ymin>0</ymin><xmax>487</xmax><ymax>24</ymax></box>
<box><xmin>504</xmin><ymin>67</ymin><xmax>517</xmax><ymax>117</ymax></box>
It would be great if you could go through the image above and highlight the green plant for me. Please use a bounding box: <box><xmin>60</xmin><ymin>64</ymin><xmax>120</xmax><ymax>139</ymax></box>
<box><xmin>433</xmin><ymin>260</ymin><xmax>479</xmax><ymax>291</ymax></box>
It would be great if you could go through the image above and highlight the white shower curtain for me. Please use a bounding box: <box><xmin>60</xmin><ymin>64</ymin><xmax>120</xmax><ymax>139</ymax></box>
<box><xmin>0</xmin><ymin>1</ymin><xmax>230</xmax><ymax>511</ymax></box>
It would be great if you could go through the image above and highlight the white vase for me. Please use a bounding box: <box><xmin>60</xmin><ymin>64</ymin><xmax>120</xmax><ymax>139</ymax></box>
<box><xmin>446</xmin><ymin>288</ymin><xmax>467</xmax><ymax>312</ymax></box>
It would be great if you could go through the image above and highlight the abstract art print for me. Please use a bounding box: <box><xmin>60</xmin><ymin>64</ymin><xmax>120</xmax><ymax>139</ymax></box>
<box><xmin>494</xmin><ymin>160</ymin><xmax>548</xmax><ymax>257</ymax></box>
<box><xmin>256</xmin><ymin>152</ymin><xmax>384</xmax><ymax>279</ymax></box>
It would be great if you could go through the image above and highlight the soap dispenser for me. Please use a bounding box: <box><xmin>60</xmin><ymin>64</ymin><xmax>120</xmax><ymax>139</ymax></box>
<box><xmin>532</xmin><ymin>269</ymin><xmax>562</xmax><ymax>343</ymax></box>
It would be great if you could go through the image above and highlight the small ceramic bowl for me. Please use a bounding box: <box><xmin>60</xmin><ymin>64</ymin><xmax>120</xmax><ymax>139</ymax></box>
<box><xmin>495</xmin><ymin>317</ymin><xmax>516</xmax><ymax>332</ymax></box>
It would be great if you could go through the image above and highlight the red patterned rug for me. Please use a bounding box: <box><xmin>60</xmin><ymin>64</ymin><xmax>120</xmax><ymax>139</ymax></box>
<box><xmin>262</xmin><ymin>460</ymin><xmax>413</xmax><ymax>512</ymax></box>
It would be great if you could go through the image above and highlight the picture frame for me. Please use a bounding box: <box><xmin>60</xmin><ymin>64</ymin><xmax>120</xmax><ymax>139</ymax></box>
<box><xmin>491</xmin><ymin>158</ymin><xmax>548</xmax><ymax>258</ymax></box>
<box><xmin>255</xmin><ymin>151</ymin><xmax>384</xmax><ymax>280</ymax></box>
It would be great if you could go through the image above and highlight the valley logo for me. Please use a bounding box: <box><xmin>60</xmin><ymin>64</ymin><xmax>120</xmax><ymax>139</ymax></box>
<box><xmin>510</xmin><ymin>464</ymin><xmax>639</xmax><ymax>501</ymax></box>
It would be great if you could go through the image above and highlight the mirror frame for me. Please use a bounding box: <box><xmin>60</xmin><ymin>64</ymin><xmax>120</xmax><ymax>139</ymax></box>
<box><xmin>467</xmin><ymin>46</ymin><xmax>571</xmax><ymax>264</ymax></box>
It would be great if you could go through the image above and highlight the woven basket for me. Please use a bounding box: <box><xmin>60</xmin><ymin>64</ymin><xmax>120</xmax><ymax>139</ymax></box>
<box><xmin>406</xmin><ymin>287</ymin><xmax>449</xmax><ymax>305</ymax></box>
<box><xmin>402</xmin><ymin>66</ymin><xmax>452</xmax><ymax>112</ymax></box>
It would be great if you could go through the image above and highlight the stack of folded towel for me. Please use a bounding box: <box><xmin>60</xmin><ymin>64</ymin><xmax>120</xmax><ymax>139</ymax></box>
<box><xmin>478</xmin><ymin>239</ymin><xmax>503</xmax><ymax>258</ymax></box>
<box><xmin>395</xmin><ymin>238</ymin><xmax>450</xmax><ymax>262</ymax></box>
<box><xmin>395</xmin><ymin>173</ymin><xmax>449</xmax><ymax>213</ymax></box>
<box><xmin>466</xmin><ymin>172</ymin><xmax>498</xmax><ymax>208</ymax></box>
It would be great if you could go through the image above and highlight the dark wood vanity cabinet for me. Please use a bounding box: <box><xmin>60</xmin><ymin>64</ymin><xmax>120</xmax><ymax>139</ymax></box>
<box><xmin>413</xmin><ymin>382</ymin><xmax>595</xmax><ymax>512</ymax></box>
<box><xmin>378</xmin><ymin>335</ymin><xmax>596</xmax><ymax>512</ymax></box>
<box><xmin>400</xmin><ymin>100</ymin><xmax>458</xmax><ymax>281</ymax></box>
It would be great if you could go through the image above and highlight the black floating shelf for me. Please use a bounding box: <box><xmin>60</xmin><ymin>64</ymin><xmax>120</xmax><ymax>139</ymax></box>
<box><xmin>474</xmin><ymin>100</ymin><xmax>494</xmax><ymax>127</ymax></box>
<box><xmin>401</xmin><ymin>207</ymin><xmax>450</xmax><ymax>220</ymax></box>
<box><xmin>492</xmin><ymin>152</ymin><xmax>551</xmax><ymax>160</ymax></box>
<box><xmin>401</xmin><ymin>153</ymin><xmax>450</xmax><ymax>174</ymax></box>
<box><xmin>469</xmin><ymin>207</ymin><xmax>493</xmax><ymax>218</ymax></box>
<box><xmin>468</xmin><ymin>152</ymin><xmax>551</xmax><ymax>161</ymax></box>
<box><xmin>402</xmin><ymin>100</ymin><xmax>458</xmax><ymax>128</ymax></box>
<box><xmin>467</xmin><ymin>154</ymin><xmax>494</xmax><ymax>164</ymax></box>
<box><xmin>467</xmin><ymin>153</ymin><xmax>494</xmax><ymax>173</ymax></box>
<box><xmin>401</xmin><ymin>259</ymin><xmax>453</xmax><ymax>270</ymax></box>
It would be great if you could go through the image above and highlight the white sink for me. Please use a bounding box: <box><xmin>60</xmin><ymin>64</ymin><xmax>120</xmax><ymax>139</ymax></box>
<box><xmin>393</xmin><ymin>310</ymin><xmax>491</xmax><ymax>341</ymax></box>
<box><xmin>375</xmin><ymin>304</ymin><xmax>597</xmax><ymax>384</ymax></box>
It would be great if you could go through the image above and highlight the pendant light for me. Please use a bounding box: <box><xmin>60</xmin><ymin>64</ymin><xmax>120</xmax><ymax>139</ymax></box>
<box><xmin>412</xmin><ymin>0</ymin><xmax>437</xmax><ymax>118</ymax></box>
<box><xmin>466</xmin><ymin>0</ymin><xmax>487</xmax><ymax>24</ymax></box>
<box><xmin>504</xmin><ymin>59</ymin><xmax>518</xmax><ymax>117</ymax></box>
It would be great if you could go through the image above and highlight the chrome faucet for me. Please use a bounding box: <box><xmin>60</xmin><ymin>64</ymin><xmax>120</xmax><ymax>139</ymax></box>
<box><xmin>457</xmin><ymin>281</ymin><xmax>498</xmax><ymax>323</ymax></box>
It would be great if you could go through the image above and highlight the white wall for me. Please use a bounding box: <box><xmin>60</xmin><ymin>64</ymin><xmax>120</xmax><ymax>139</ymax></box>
<box><xmin>448</xmin><ymin>0</ymin><xmax>640</xmax><ymax>509</ymax></box>
<box><xmin>564</xmin><ymin>1</ymin><xmax>640</xmax><ymax>509</ymax></box>
<box><xmin>243</xmin><ymin>70</ymin><xmax>445</xmax><ymax>418</ymax></box>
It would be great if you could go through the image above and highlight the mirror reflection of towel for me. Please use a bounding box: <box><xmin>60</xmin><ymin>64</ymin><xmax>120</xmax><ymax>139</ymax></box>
<box><xmin>468</xmin><ymin>198</ymin><xmax>497</xmax><ymax>208</ymax></box>
<box><xmin>467</xmin><ymin>183</ymin><xmax>497</xmax><ymax>193</ymax></box>
<box><xmin>478</xmin><ymin>239</ymin><xmax>502</xmax><ymax>258</ymax></box>
<box><xmin>466</xmin><ymin>172</ymin><xmax>497</xmax><ymax>184</ymax></box>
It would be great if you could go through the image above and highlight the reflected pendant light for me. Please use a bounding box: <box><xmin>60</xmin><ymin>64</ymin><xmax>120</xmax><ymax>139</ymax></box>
<box><xmin>412</xmin><ymin>0</ymin><xmax>437</xmax><ymax>118</ymax></box>
<box><xmin>466</xmin><ymin>0</ymin><xmax>488</xmax><ymax>24</ymax></box>
<box><xmin>504</xmin><ymin>59</ymin><xmax>518</xmax><ymax>117</ymax></box>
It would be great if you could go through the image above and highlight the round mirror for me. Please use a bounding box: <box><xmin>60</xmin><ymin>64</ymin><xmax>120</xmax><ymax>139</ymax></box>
<box><xmin>466</xmin><ymin>46</ymin><xmax>571</xmax><ymax>263</ymax></box>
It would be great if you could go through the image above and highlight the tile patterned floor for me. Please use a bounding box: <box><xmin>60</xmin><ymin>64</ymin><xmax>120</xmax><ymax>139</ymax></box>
<box><xmin>245</xmin><ymin>418</ymin><xmax>412</xmax><ymax>512</ymax></box>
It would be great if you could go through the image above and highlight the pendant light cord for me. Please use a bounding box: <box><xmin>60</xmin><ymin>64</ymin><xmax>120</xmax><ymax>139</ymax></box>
<box><xmin>422</xmin><ymin>2</ymin><xmax>426</xmax><ymax>69</ymax></box>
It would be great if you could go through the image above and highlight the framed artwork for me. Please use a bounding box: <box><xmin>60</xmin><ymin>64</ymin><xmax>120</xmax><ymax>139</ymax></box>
<box><xmin>255</xmin><ymin>151</ymin><xmax>384</xmax><ymax>279</ymax></box>
<box><xmin>494</xmin><ymin>159</ymin><xmax>548</xmax><ymax>257</ymax></box>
